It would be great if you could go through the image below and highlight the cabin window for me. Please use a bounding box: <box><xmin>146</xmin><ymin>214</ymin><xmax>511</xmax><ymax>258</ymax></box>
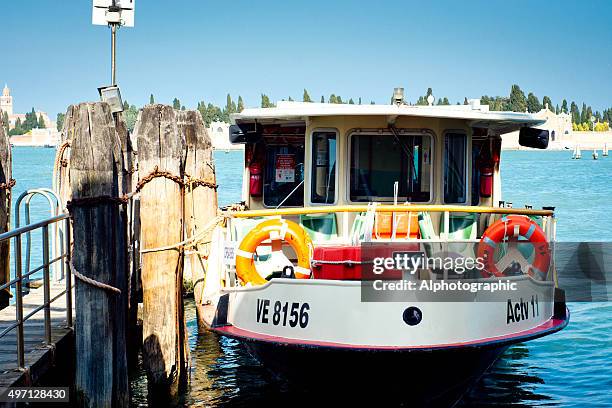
<box><xmin>311</xmin><ymin>131</ymin><xmax>337</xmax><ymax>204</ymax></box>
<box><xmin>444</xmin><ymin>132</ymin><xmax>467</xmax><ymax>204</ymax></box>
<box><xmin>263</xmin><ymin>143</ymin><xmax>305</xmax><ymax>207</ymax></box>
<box><xmin>349</xmin><ymin>133</ymin><xmax>432</xmax><ymax>202</ymax></box>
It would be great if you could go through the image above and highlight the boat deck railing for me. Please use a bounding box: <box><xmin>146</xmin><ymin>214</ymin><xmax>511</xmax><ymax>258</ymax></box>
<box><xmin>0</xmin><ymin>213</ymin><xmax>72</xmax><ymax>369</ymax></box>
<box><xmin>224</xmin><ymin>204</ymin><xmax>557</xmax><ymax>285</ymax></box>
<box><xmin>228</xmin><ymin>204</ymin><xmax>554</xmax><ymax>218</ymax></box>
<box><xmin>227</xmin><ymin>204</ymin><xmax>555</xmax><ymax>242</ymax></box>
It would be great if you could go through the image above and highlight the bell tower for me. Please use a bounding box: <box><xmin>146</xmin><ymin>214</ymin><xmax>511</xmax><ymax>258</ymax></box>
<box><xmin>0</xmin><ymin>84</ymin><xmax>13</xmax><ymax>116</ymax></box>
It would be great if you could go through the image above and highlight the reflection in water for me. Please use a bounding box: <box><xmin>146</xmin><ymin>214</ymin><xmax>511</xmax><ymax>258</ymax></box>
<box><xmin>132</xmin><ymin>299</ymin><xmax>279</xmax><ymax>407</ymax></box>
<box><xmin>188</xmin><ymin>334</ymin><xmax>281</xmax><ymax>407</ymax></box>
<box><xmin>463</xmin><ymin>302</ymin><xmax>612</xmax><ymax>408</ymax></box>
<box><xmin>131</xmin><ymin>301</ymin><xmax>611</xmax><ymax>407</ymax></box>
<box><xmin>460</xmin><ymin>345</ymin><xmax>553</xmax><ymax>407</ymax></box>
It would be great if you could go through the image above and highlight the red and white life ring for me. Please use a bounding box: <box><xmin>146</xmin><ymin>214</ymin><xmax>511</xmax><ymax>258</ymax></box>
<box><xmin>477</xmin><ymin>215</ymin><xmax>550</xmax><ymax>279</ymax></box>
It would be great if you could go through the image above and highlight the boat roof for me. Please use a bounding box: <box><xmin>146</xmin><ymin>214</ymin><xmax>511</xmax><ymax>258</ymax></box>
<box><xmin>231</xmin><ymin>101</ymin><xmax>546</xmax><ymax>132</ymax></box>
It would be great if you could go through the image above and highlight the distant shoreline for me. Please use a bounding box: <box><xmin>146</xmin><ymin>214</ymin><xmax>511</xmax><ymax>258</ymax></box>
<box><xmin>10</xmin><ymin>144</ymin><xmax>244</xmax><ymax>151</ymax></box>
<box><xmin>12</xmin><ymin>130</ymin><xmax>610</xmax><ymax>153</ymax></box>
<box><xmin>10</xmin><ymin>144</ymin><xmax>596</xmax><ymax>153</ymax></box>
<box><xmin>502</xmin><ymin>130</ymin><xmax>612</xmax><ymax>151</ymax></box>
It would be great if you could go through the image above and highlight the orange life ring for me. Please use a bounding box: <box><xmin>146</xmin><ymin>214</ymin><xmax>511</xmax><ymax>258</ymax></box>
<box><xmin>235</xmin><ymin>219</ymin><xmax>313</xmax><ymax>285</ymax></box>
<box><xmin>477</xmin><ymin>215</ymin><xmax>550</xmax><ymax>279</ymax></box>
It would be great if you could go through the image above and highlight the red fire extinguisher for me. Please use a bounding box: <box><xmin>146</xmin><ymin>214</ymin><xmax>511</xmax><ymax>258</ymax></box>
<box><xmin>249</xmin><ymin>162</ymin><xmax>263</xmax><ymax>197</ymax></box>
<box><xmin>479</xmin><ymin>163</ymin><xmax>493</xmax><ymax>197</ymax></box>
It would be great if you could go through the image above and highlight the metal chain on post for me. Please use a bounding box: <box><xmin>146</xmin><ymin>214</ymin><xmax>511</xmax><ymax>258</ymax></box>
<box><xmin>66</xmin><ymin>166</ymin><xmax>218</xmax><ymax>211</ymax></box>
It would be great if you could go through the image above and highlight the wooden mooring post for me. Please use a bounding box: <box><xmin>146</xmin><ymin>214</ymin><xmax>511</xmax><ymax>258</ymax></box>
<box><xmin>135</xmin><ymin>105</ymin><xmax>189</xmax><ymax>397</ymax></box>
<box><xmin>0</xmin><ymin>121</ymin><xmax>12</xmax><ymax>308</ymax></box>
<box><xmin>180</xmin><ymin>110</ymin><xmax>218</xmax><ymax>310</ymax></box>
<box><xmin>68</xmin><ymin>102</ymin><xmax>129</xmax><ymax>407</ymax></box>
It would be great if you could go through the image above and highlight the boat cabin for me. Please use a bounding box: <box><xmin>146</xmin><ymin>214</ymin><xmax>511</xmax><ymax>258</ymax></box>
<box><xmin>228</xmin><ymin>99</ymin><xmax>551</xmax><ymax>246</ymax></box>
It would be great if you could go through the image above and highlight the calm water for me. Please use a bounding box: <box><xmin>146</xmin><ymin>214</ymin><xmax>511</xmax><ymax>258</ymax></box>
<box><xmin>9</xmin><ymin>147</ymin><xmax>56</xmax><ymax>284</ymax></box>
<box><xmin>10</xmin><ymin>148</ymin><xmax>612</xmax><ymax>407</ymax></box>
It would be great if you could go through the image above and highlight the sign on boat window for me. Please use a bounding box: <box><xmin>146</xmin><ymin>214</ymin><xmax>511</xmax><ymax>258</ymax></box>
<box><xmin>264</xmin><ymin>144</ymin><xmax>305</xmax><ymax>207</ymax></box>
<box><xmin>349</xmin><ymin>133</ymin><xmax>432</xmax><ymax>202</ymax></box>
<box><xmin>311</xmin><ymin>131</ymin><xmax>337</xmax><ymax>204</ymax></box>
<box><xmin>444</xmin><ymin>132</ymin><xmax>467</xmax><ymax>204</ymax></box>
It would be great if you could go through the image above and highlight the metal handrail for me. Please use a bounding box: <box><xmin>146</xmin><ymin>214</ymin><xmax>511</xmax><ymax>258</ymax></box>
<box><xmin>0</xmin><ymin>213</ymin><xmax>72</xmax><ymax>369</ymax></box>
<box><xmin>14</xmin><ymin>189</ymin><xmax>64</xmax><ymax>284</ymax></box>
<box><xmin>0</xmin><ymin>214</ymin><xmax>69</xmax><ymax>241</ymax></box>
<box><xmin>0</xmin><ymin>255</ymin><xmax>65</xmax><ymax>292</ymax></box>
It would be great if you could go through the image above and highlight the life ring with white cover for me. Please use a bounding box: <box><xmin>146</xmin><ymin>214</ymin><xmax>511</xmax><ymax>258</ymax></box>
<box><xmin>235</xmin><ymin>219</ymin><xmax>313</xmax><ymax>285</ymax></box>
<box><xmin>477</xmin><ymin>215</ymin><xmax>550</xmax><ymax>279</ymax></box>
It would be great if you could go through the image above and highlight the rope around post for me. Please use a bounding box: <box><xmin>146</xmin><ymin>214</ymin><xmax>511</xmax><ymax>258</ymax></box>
<box><xmin>69</xmin><ymin>261</ymin><xmax>121</xmax><ymax>295</ymax></box>
<box><xmin>56</xmin><ymin>140</ymin><xmax>71</xmax><ymax>168</ymax></box>
<box><xmin>140</xmin><ymin>215</ymin><xmax>224</xmax><ymax>254</ymax></box>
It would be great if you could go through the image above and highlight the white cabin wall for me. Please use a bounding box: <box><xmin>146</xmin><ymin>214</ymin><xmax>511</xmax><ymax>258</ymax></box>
<box><xmin>242</xmin><ymin>115</ymin><xmax>484</xmax><ymax>238</ymax></box>
<box><xmin>304</xmin><ymin>116</ymin><xmax>473</xmax><ymax>237</ymax></box>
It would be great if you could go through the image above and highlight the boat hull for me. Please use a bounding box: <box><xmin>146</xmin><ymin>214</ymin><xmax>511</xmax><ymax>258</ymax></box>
<box><xmin>207</xmin><ymin>307</ymin><xmax>568</xmax><ymax>407</ymax></box>
<box><xmin>241</xmin><ymin>337</ymin><xmax>508</xmax><ymax>406</ymax></box>
<box><xmin>199</xmin><ymin>276</ymin><xmax>568</xmax><ymax>405</ymax></box>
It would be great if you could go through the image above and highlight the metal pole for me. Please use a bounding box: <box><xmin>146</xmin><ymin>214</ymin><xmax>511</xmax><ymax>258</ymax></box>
<box><xmin>64</xmin><ymin>217</ymin><xmax>73</xmax><ymax>328</ymax></box>
<box><xmin>42</xmin><ymin>225</ymin><xmax>52</xmax><ymax>344</ymax></box>
<box><xmin>14</xmin><ymin>235</ymin><xmax>25</xmax><ymax>369</ymax></box>
<box><xmin>111</xmin><ymin>23</ymin><xmax>117</xmax><ymax>85</ymax></box>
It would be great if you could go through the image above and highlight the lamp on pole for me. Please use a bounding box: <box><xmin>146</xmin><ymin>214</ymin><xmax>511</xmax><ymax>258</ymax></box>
<box><xmin>92</xmin><ymin>1</ymin><xmax>135</xmax><ymax>113</ymax></box>
<box><xmin>92</xmin><ymin>0</ymin><xmax>135</xmax><ymax>86</ymax></box>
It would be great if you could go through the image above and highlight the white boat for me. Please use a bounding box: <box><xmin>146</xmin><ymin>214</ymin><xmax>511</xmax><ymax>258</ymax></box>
<box><xmin>593</xmin><ymin>150</ymin><xmax>599</xmax><ymax>160</ymax></box>
<box><xmin>603</xmin><ymin>143</ymin><xmax>608</xmax><ymax>157</ymax></box>
<box><xmin>573</xmin><ymin>144</ymin><xmax>582</xmax><ymax>159</ymax></box>
<box><xmin>198</xmin><ymin>93</ymin><xmax>568</xmax><ymax>405</ymax></box>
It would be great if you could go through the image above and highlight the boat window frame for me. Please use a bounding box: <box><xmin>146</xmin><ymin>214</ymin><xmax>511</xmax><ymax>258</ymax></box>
<box><xmin>261</xmin><ymin>138</ymin><xmax>306</xmax><ymax>209</ymax></box>
<box><xmin>346</xmin><ymin>128</ymin><xmax>436</xmax><ymax>205</ymax></box>
<box><xmin>442</xmin><ymin>129</ymin><xmax>469</xmax><ymax>205</ymax></box>
<box><xmin>308</xmin><ymin>127</ymin><xmax>339</xmax><ymax>206</ymax></box>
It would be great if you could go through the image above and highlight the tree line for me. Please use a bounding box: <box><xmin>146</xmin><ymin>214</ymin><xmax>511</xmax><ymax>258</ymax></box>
<box><xmin>478</xmin><ymin>85</ymin><xmax>611</xmax><ymax>131</ymax></box>
<box><xmin>2</xmin><ymin>108</ymin><xmax>46</xmax><ymax>136</ymax></box>
<box><xmin>414</xmin><ymin>85</ymin><xmax>610</xmax><ymax>131</ymax></box>
<box><xmin>44</xmin><ymin>86</ymin><xmax>611</xmax><ymax>133</ymax></box>
<box><xmin>1</xmin><ymin>111</ymin><xmax>7</xmax><ymax>134</ymax></box>
<box><xmin>147</xmin><ymin>90</ymin><xmax>374</xmax><ymax>130</ymax></box>
<box><xmin>194</xmin><ymin>86</ymin><xmax>612</xmax><ymax>131</ymax></box>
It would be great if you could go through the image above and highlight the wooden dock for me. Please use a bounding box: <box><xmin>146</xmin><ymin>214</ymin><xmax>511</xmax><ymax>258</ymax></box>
<box><xmin>0</xmin><ymin>283</ymin><xmax>73</xmax><ymax>389</ymax></box>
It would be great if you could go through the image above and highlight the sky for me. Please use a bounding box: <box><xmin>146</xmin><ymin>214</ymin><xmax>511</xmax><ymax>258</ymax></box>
<box><xmin>2</xmin><ymin>0</ymin><xmax>612</xmax><ymax>118</ymax></box>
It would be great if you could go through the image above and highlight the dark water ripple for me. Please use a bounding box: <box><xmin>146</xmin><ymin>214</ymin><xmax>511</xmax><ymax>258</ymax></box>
<box><xmin>460</xmin><ymin>302</ymin><xmax>612</xmax><ymax>408</ymax></box>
